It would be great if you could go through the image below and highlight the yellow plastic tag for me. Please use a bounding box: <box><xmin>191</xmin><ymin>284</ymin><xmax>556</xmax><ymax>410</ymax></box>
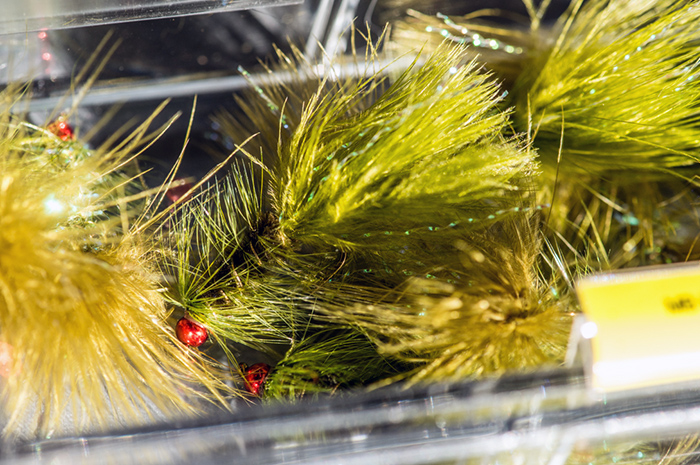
<box><xmin>575</xmin><ymin>262</ymin><xmax>700</xmax><ymax>391</ymax></box>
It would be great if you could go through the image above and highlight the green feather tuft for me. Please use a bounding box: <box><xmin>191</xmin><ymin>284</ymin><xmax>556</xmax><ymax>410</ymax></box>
<box><xmin>512</xmin><ymin>0</ymin><xmax>700</xmax><ymax>173</ymax></box>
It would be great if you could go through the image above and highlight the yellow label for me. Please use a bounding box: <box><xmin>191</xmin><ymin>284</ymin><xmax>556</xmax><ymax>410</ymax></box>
<box><xmin>575</xmin><ymin>262</ymin><xmax>700</xmax><ymax>391</ymax></box>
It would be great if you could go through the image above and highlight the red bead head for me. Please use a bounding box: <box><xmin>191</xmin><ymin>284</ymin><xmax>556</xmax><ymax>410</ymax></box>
<box><xmin>47</xmin><ymin>118</ymin><xmax>75</xmax><ymax>141</ymax></box>
<box><xmin>176</xmin><ymin>317</ymin><xmax>208</xmax><ymax>347</ymax></box>
<box><xmin>243</xmin><ymin>363</ymin><xmax>270</xmax><ymax>396</ymax></box>
<box><xmin>165</xmin><ymin>179</ymin><xmax>193</xmax><ymax>204</ymax></box>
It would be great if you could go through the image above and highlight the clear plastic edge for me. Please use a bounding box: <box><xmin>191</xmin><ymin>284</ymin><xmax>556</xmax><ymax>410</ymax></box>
<box><xmin>9</xmin><ymin>367</ymin><xmax>700</xmax><ymax>465</ymax></box>
<box><xmin>0</xmin><ymin>0</ymin><xmax>302</xmax><ymax>35</ymax></box>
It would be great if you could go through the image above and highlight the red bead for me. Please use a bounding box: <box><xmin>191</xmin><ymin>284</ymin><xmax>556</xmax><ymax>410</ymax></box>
<box><xmin>47</xmin><ymin>119</ymin><xmax>75</xmax><ymax>141</ymax></box>
<box><xmin>176</xmin><ymin>317</ymin><xmax>208</xmax><ymax>347</ymax></box>
<box><xmin>242</xmin><ymin>363</ymin><xmax>270</xmax><ymax>396</ymax></box>
<box><xmin>165</xmin><ymin>179</ymin><xmax>193</xmax><ymax>204</ymax></box>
